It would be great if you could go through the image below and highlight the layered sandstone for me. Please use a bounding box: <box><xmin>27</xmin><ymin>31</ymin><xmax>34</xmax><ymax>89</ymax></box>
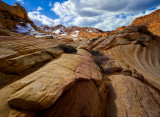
<box><xmin>0</xmin><ymin>1</ymin><xmax>160</xmax><ymax>117</ymax></box>
<box><xmin>84</xmin><ymin>25</ymin><xmax>160</xmax><ymax>117</ymax></box>
<box><xmin>0</xmin><ymin>36</ymin><xmax>74</xmax><ymax>87</ymax></box>
<box><xmin>0</xmin><ymin>49</ymin><xmax>107</xmax><ymax>117</ymax></box>
<box><xmin>80</xmin><ymin>25</ymin><xmax>160</xmax><ymax>91</ymax></box>
<box><xmin>1</xmin><ymin>25</ymin><xmax>160</xmax><ymax>117</ymax></box>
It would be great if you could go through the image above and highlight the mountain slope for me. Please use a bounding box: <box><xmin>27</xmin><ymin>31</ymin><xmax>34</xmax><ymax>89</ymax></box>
<box><xmin>0</xmin><ymin>0</ymin><xmax>39</xmax><ymax>31</ymax></box>
<box><xmin>131</xmin><ymin>9</ymin><xmax>160</xmax><ymax>36</ymax></box>
<box><xmin>40</xmin><ymin>24</ymin><xmax>114</xmax><ymax>38</ymax></box>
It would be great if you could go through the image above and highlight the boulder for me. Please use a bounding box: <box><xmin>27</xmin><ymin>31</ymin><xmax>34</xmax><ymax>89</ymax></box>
<box><xmin>0</xmin><ymin>50</ymin><xmax>106</xmax><ymax>117</ymax></box>
<box><xmin>107</xmin><ymin>75</ymin><xmax>160</xmax><ymax>117</ymax></box>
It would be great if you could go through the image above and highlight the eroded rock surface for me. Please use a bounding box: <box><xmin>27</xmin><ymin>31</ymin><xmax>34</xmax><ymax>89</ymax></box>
<box><xmin>0</xmin><ymin>36</ymin><xmax>74</xmax><ymax>87</ymax></box>
<box><xmin>0</xmin><ymin>0</ymin><xmax>38</xmax><ymax>30</ymax></box>
<box><xmin>107</xmin><ymin>75</ymin><xmax>160</xmax><ymax>117</ymax></box>
<box><xmin>0</xmin><ymin>25</ymin><xmax>160</xmax><ymax>117</ymax></box>
<box><xmin>131</xmin><ymin>9</ymin><xmax>160</xmax><ymax>37</ymax></box>
<box><xmin>0</xmin><ymin>49</ymin><xmax>107</xmax><ymax>117</ymax></box>
<box><xmin>0</xmin><ymin>2</ymin><xmax>160</xmax><ymax>117</ymax></box>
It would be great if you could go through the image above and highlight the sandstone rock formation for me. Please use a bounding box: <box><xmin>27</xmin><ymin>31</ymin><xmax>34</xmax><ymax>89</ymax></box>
<box><xmin>107</xmin><ymin>75</ymin><xmax>160</xmax><ymax>117</ymax></box>
<box><xmin>0</xmin><ymin>1</ymin><xmax>39</xmax><ymax>31</ymax></box>
<box><xmin>0</xmin><ymin>1</ymin><xmax>160</xmax><ymax>117</ymax></box>
<box><xmin>0</xmin><ymin>25</ymin><xmax>160</xmax><ymax>117</ymax></box>
<box><xmin>76</xmin><ymin>25</ymin><xmax>160</xmax><ymax>116</ymax></box>
<box><xmin>131</xmin><ymin>9</ymin><xmax>160</xmax><ymax>37</ymax></box>
<box><xmin>79</xmin><ymin>25</ymin><xmax>160</xmax><ymax>90</ymax></box>
<box><xmin>0</xmin><ymin>36</ymin><xmax>74</xmax><ymax>87</ymax></box>
<box><xmin>0</xmin><ymin>49</ymin><xmax>107</xmax><ymax>117</ymax></box>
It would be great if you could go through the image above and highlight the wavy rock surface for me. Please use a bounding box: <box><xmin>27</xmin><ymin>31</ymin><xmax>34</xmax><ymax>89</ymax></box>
<box><xmin>105</xmin><ymin>41</ymin><xmax>160</xmax><ymax>91</ymax></box>
<box><xmin>0</xmin><ymin>36</ymin><xmax>73</xmax><ymax>87</ymax></box>
<box><xmin>98</xmin><ymin>26</ymin><xmax>160</xmax><ymax>91</ymax></box>
<box><xmin>90</xmin><ymin>26</ymin><xmax>160</xmax><ymax>90</ymax></box>
<box><xmin>0</xmin><ymin>49</ymin><xmax>107</xmax><ymax>117</ymax></box>
<box><xmin>77</xmin><ymin>25</ymin><xmax>160</xmax><ymax>117</ymax></box>
<box><xmin>0</xmin><ymin>27</ymin><xmax>160</xmax><ymax>117</ymax></box>
<box><xmin>0</xmin><ymin>2</ymin><xmax>160</xmax><ymax>116</ymax></box>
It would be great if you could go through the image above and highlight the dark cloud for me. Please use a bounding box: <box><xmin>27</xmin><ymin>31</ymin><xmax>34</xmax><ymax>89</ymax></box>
<box><xmin>50</xmin><ymin>0</ymin><xmax>160</xmax><ymax>30</ymax></box>
<box><xmin>72</xmin><ymin>0</ymin><xmax>160</xmax><ymax>13</ymax></box>
<box><xmin>128</xmin><ymin>0</ymin><xmax>160</xmax><ymax>11</ymax></box>
<box><xmin>75</xmin><ymin>10</ymin><xmax>103</xmax><ymax>17</ymax></box>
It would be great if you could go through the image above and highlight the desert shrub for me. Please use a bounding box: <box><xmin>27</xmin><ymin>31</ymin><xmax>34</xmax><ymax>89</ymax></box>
<box><xmin>90</xmin><ymin>36</ymin><xmax>102</xmax><ymax>43</ymax></box>
<box><xmin>90</xmin><ymin>50</ymin><xmax>109</xmax><ymax>65</ymax></box>
<box><xmin>89</xmin><ymin>50</ymin><xmax>109</xmax><ymax>72</ymax></box>
<box><xmin>58</xmin><ymin>44</ymin><xmax>77</xmax><ymax>53</ymax></box>
<box><xmin>104</xmin><ymin>67</ymin><xmax>123</xmax><ymax>74</ymax></box>
<box><xmin>119</xmin><ymin>25</ymin><xmax>151</xmax><ymax>35</ymax></box>
<box><xmin>137</xmin><ymin>26</ymin><xmax>152</xmax><ymax>35</ymax></box>
<box><xmin>135</xmin><ymin>40</ymin><xmax>147</xmax><ymax>47</ymax></box>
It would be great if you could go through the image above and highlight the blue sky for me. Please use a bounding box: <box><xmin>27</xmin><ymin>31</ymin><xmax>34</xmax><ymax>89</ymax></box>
<box><xmin>3</xmin><ymin>0</ymin><xmax>64</xmax><ymax>19</ymax></box>
<box><xmin>2</xmin><ymin>0</ymin><xmax>160</xmax><ymax>31</ymax></box>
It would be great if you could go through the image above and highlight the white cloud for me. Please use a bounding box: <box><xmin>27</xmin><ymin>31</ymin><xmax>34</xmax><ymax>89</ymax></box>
<box><xmin>37</xmin><ymin>7</ymin><xmax>44</xmax><ymax>11</ymax></box>
<box><xmin>17</xmin><ymin>0</ymin><xmax>24</xmax><ymax>4</ymax></box>
<box><xmin>94</xmin><ymin>9</ymin><xmax>156</xmax><ymax>31</ymax></box>
<box><xmin>50</xmin><ymin>0</ymin><xmax>160</xmax><ymax>31</ymax></box>
<box><xmin>157</xmin><ymin>5</ymin><xmax>160</xmax><ymax>9</ymax></box>
<box><xmin>28</xmin><ymin>11</ymin><xmax>60</xmax><ymax>26</ymax></box>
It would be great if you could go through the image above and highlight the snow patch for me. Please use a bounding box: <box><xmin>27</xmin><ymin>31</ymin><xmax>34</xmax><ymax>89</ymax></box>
<box><xmin>15</xmin><ymin>23</ymin><xmax>54</xmax><ymax>38</ymax></box>
<box><xmin>73</xmin><ymin>38</ymin><xmax>78</xmax><ymax>40</ymax></box>
<box><xmin>15</xmin><ymin>23</ymin><xmax>32</xmax><ymax>33</ymax></box>
<box><xmin>89</xmin><ymin>30</ymin><xmax>92</xmax><ymax>32</ymax></box>
<box><xmin>35</xmin><ymin>34</ymin><xmax>53</xmax><ymax>38</ymax></box>
<box><xmin>72</xmin><ymin>31</ymin><xmax>79</xmax><ymax>37</ymax></box>
<box><xmin>15</xmin><ymin>23</ymin><xmax>39</xmax><ymax>35</ymax></box>
<box><xmin>93</xmin><ymin>29</ymin><xmax>99</xmax><ymax>33</ymax></box>
<box><xmin>61</xmin><ymin>33</ymin><xmax>67</xmax><ymax>36</ymax></box>
<box><xmin>53</xmin><ymin>29</ymin><xmax>61</xmax><ymax>34</ymax></box>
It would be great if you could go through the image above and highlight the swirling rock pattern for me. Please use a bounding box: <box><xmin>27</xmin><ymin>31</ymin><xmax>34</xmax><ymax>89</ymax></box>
<box><xmin>105</xmin><ymin>42</ymin><xmax>160</xmax><ymax>91</ymax></box>
<box><xmin>0</xmin><ymin>2</ymin><xmax>160</xmax><ymax>116</ymax></box>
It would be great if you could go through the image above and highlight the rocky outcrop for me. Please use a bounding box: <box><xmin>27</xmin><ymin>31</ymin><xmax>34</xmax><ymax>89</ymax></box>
<box><xmin>40</xmin><ymin>24</ymin><xmax>67</xmax><ymax>34</ymax></box>
<box><xmin>40</xmin><ymin>24</ymin><xmax>113</xmax><ymax>38</ymax></box>
<box><xmin>84</xmin><ymin>26</ymin><xmax>160</xmax><ymax>91</ymax></box>
<box><xmin>79</xmin><ymin>25</ymin><xmax>160</xmax><ymax>117</ymax></box>
<box><xmin>0</xmin><ymin>1</ymin><xmax>39</xmax><ymax>31</ymax></box>
<box><xmin>113</xmin><ymin>9</ymin><xmax>160</xmax><ymax>37</ymax></box>
<box><xmin>0</xmin><ymin>1</ymin><xmax>160</xmax><ymax>117</ymax></box>
<box><xmin>1</xmin><ymin>25</ymin><xmax>160</xmax><ymax>117</ymax></box>
<box><xmin>0</xmin><ymin>36</ymin><xmax>74</xmax><ymax>87</ymax></box>
<box><xmin>107</xmin><ymin>75</ymin><xmax>160</xmax><ymax>117</ymax></box>
<box><xmin>131</xmin><ymin>9</ymin><xmax>160</xmax><ymax>37</ymax></box>
<box><xmin>0</xmin><ymin>49</ymin><xmax>107</xmax><ymax>117</ymax></box>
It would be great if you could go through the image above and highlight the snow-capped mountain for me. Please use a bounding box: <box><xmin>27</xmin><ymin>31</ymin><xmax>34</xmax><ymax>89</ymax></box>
<box><xmin>39</xmin><ymin>24</ymin><xmax>110</xmax><ymax>38</ymax></box>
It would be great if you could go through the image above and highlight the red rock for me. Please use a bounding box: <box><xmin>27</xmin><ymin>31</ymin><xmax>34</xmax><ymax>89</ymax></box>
<box><xmin>131</xmin><ymin>9</ymin><xmax>160</xmax><ymax>37</ymax></box>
